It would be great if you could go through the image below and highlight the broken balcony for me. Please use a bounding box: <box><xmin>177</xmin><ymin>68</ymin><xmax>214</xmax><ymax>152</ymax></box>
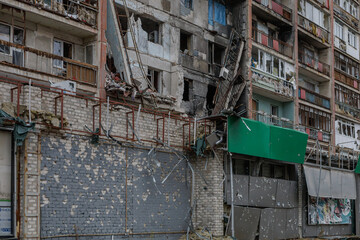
<box><xmin>298</xmin><ymin>87</ymin><xmax>330</xmax><ymax>109</ymax></box>
<box><xmin>334</xmin><ymin>53</ymin><xmax>360</xmax><ymax>90</ymax></box>
<box><xmin>252</xmin><ymin>0</ymin><xmax>292</xmax><ymax>25</ymax></box>
<box><xmin>334</xmin><ymin>3</ymin><xmax>359</xmax><ymax>31</ymax></box>
<box><xmin>0</xmin><ymin>40</ymin><xmax>97</xmax><ymax>86</ymax></box>
<box><xmin>298</xmin><ymin>104</ymin><xmax>331</xmax><ymax>143</ymax></box>
<box><xmin>251</xmin><ymin>110</ymin><xmax>294</xmax><ymax>129</ymax></box>
<box><xmin>298</xmin><ymin>51</ymin><xmax>330</xmax><ymax>77</ymax></box>
<box><xmin>13</xmin><ymin>0</ymin><xmax>98</xmax><ymax>27</ymax></box>
<box><xmin>335</xmin><ymin>84</ymin><xmax>360</xmax><ymax>120</ymax></box>
<box><xmin>298</xmin><ymin>14</ymin><xmax>330</xmax><ymax>46</ymax></box>
<box><xmin>251</xmin><ymin>70</ymin><xmax>294</xmax><ymax>100</ymax></box>
<box><xmin>252</xmin><ymin>28</ymin><xmax>293</xmax><ymax>59</ymax></box>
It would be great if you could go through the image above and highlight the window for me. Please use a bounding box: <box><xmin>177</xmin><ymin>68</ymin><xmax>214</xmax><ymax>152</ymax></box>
<box><xmin>0</xmin><ymin>131</ymin><xmax>14</xmax><ymax>237</ymax></box>
<box><xmin>208</xmin><ymin>0</ymin><xmax>226</xmax><ymax>26</ymax></box>
<box><xmin>183</xmin><ymin>0</ymin><xmax>193</xmax><ymax>9</ymax></box>
<box><xmin>85</xmin><ymin>45</ymin><xmax>93</xmax><ymax>65</ymax></box>
<box><xmin>335</xmin><ymin>51</ymin><xmax>359</xmax><ymax>78</ymax></box>
<box><xmin>147</xmin><ymin>68</ymin><xmax>161</xmax><ymax>93</ymax></box>
<box><xmin>53</xmin><ymin>39</ymin><xmax>73</xmax><ymax>68</ymax></box>
<box><xmin>183</xmin><ymin>78</ymin><xmax>192</xmax><ymax>101</ymax></box>
<box><xmin>208</xmin><ymin>42</ymin><xmax>225</xmax><ymax>74</ymax></box>
<box><xmin>180</xmin><ymin>31</ymin><xmax>192</xmax><ymax>52</ymax></box>
<box><xmin>348</xmin><ymin>30</ymin><xmax>356</xmax><ymax>48</ymax></box>
<box><xmin>335</xmin><ymin>21</ymin><xmax>344</xmax><ymax>40</ymax></box>
<box><xmin>141</xmin><ymin>18</ymin><xmax>161</xmax><ymax>44</ymax></box>
<box><xmin>0</xmin><ymin>24</ymin><xmax>10</xmax><ymax>54</ymax></box>
<box><xmin>271</xmin><ymin>105</ymin><xmax>279</xmax><ymax>124</ymax></box>
<box><xmin>302</xmin><ymin>1</ymin><xmax>325</xmax><ymax>28</ymax></box>
<box><xmin>299</xmin><ymin>104</ymin><xmax>331</xmax><ymax>132</ymax></box>
<box><xmin>206</xmin><ymin>84</ymin><xmax>216</xmax><ymax>113</ymax></box>
<box><xmin>256</xmin><ymin>49</ymin><xmax>287</xmax><ymax>79</ymax></box>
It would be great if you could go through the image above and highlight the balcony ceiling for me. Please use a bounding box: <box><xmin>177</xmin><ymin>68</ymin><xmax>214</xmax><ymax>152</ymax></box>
<box><xmin>299</xmin><ymin>66</ymin><xmax>329</xmax><ymax>83</ymax></box>
<box><xmin>252</xmin><ymin>3</ymin><xmax>292</xmax><ymax>27</ymax></box>
<box><xmin>298</xmin><ymin>28</ymin><xmax>329</xmax><ymax>49</ymax></box>
<box><xmin>252</xmin><ymin>84</ymin><xmax>294</xmax><ymax>102</ymax></box>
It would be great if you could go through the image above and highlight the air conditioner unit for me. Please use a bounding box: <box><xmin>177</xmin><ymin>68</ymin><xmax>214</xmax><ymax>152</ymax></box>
<box><xmin>219</xmin><ymin>67</ymin><xmax>229</xmax><ymax>79</ymax></box>
<box><xmin>51</xmin><ymin>80</ymin><xmax>77</xmax><ymax>95</ymax></box>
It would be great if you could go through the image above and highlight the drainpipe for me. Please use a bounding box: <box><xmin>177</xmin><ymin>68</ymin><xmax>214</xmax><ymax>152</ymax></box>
<box><xmin>229</xmin><ymin>152</ymin><xmax>235</xmax><ymax>238</ymax></box>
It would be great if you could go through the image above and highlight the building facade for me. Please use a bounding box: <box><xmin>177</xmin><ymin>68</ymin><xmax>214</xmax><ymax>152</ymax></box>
<box><xmin>0</xmin><ymin>0</ymin><xmax>360</xmax><ymax>240</ymax></box>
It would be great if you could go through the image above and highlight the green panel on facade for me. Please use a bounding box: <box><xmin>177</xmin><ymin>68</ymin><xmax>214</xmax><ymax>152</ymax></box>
<box><xmin>269</xmin><ymin>125</ymin><xmax>308</xmax><ymax>164</ymax></box>
<box><xmin>228</xmin><ymin>116</ymin><xmax>270</xmax><ymax>158</ymax></box>
<box><xmin>355</xmin><ymin>155</ymin><xmax>360</xmax><ymax>174</ymax></box>
<box><xmin>228</xmin><ymin>116</ymin><xmax>308</xmax><ymax>164</ymax></box>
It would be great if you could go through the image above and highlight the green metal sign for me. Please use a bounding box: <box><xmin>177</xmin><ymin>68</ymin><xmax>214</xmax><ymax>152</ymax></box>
<box><xmin>228</xmin><ymin>116</ymin><xmax>308</xmax><ymax>164</ymax></box>
<box><xmin>355</xmin><ymin>155</ymin><xmax>360</xmax><ymax>174</ymax></box>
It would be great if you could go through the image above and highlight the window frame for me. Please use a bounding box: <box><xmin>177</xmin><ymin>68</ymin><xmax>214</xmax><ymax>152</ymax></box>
<box><xmin>348</xmin><ymin>30</ymin><xmax>357</xmax><ymax>49</ymax></box>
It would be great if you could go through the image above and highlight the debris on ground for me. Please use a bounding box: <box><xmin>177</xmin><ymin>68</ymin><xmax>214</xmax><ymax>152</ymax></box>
<box><xmin>178</xmin><ymin>229</ymin><xmax>234</xmax><ymax>240</ymax></box>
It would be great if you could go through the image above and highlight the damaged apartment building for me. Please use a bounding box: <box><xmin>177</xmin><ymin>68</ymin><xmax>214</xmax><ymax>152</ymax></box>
<box><xmin>1</xmin><ymin>0</ymin><xmax>360</xmax><ymax>240</ymax></box>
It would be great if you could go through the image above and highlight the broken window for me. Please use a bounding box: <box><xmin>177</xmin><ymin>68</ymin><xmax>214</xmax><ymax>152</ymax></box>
<box><xmin>0</xmin><ymin>131</ymin><xmax>14</xmax><ymax>237</ymax></box>
<box><xmin>183</xmin><ymin>0</ymin><xmax>193</xmax><ymax>9</ymax></box>
<box><xmin>0</xmin><ymin>24</ymin><xmax>10</xmax><ymax>54</ymax></box>
<box><xmin>256</xmin><ymin>49</ymin><xmax>286</xmax><ymax>79</ymax></box>
<box><xmin>142</xmin><ymin>18</ymin><xmax>161</xmax><ymax>44</ymax></box>
<box><xmin>208</xmin><ymin>42</ymin><xmax>225</xmax><ymax>74</ymax></box>
<box><xmin>183</xmin><ymin>78</ymin><xmax>193</xmax><ymax>101</ymax></box>
<box><xmin>180</xmin><ymin>31</ymin><xmax>192</xmax><ymax>53</ymax></box>
<box><xmin>299</xmin><ymin>104</ymin><xmax>331</xmax><ymax>132</ymax></box>
<box><xmin>208</xmin><ymin>0</ymin><xmax>226</xmax><ymax>26</ymax></box>
<box><xmin>85</xmin><ymin>45</ymin><xmax>93</xmax><ymax>65</ymax></box>
<box><xmin>233</xmin><ymin>159</ymin><xmax>251</xmax><ymax>175</ymax></box>
<box><xmin>53</xmin><ymin>39</ymin><xmax>73</xmax><ymax>68</ymax></box>
<box><xmin>206</xmin><ymin>84</ymin><xmax>216</xmax><ymax>112</ymax></box>
<box><xmin>13</xmin><ymin>28</ymin><xmax>24</xmax><ymax>45</ymax></box>
<box><xmin>147</xmin><ymin>68</ymin><xmax>161</xmax><ymax>93</ymax></box>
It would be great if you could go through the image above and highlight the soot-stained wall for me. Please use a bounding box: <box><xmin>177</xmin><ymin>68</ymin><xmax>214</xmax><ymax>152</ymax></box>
<box><xmin>40</xmin><ymin>133</ymin><xmax>190</xmax><ymax>239</ymax></box>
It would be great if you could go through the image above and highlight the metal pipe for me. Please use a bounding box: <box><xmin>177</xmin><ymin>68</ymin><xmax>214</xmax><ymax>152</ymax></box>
<box><xmin>229</xmin><ymin>152</ymin><xmax>234</xmax><ymax>238</ymax></box>
<box><xmin>28</xmin><ymin>79</ymin><xmax>31</xmax><ymax>123</ymax></box>
<box><xmin>106</xmin><ymin>96</ymin><xmax>109</xmax><ymax>135</ymax></box>
<box><xmin>193</xmin><ymin>117</ymin><xmax>196</xmax><ymax>145</ymax></box>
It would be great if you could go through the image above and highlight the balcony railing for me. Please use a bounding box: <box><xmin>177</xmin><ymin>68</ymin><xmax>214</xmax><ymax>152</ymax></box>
<box><xmin>298</xmin><ymin>14</ymin><xmax>329</xmax><ymax>43</ymax></box>
<box><xmin>334</xmin><ymin>69</ymin><xmax>360</xmax><ymax>90</ymax></box>
<box><xmin>254</xmin><ymin>0</ymin><xmax>292</xmax><ymax>22</ymax></box>
<box><xmin>334</xmin><ymin>4</ymin><xmax>359</xmax><ymax>31</ymax></box>
<box><xmin>0</xmin><ymin>40</ymin><xmax>97</xmax><ymax>86</ymax></box>
<box><xmin>298</xmin><ymin>51</ymin><xmax>330</xmax><ymax>76</ymax></box>
<box><xmin>17</xmin><ymin>0</ymin><xmax>98</xmax><ymax>27</ymax></box>
<box><xmin>298</xmin><ymin>87</ymin><xmax>330</xmax><ymax>109</ymax></box>
<box><xmin>252</xmin><ymin>70</ymin><xmax>294</xmax><ymax>98</ymax></box>
<box><xmin>336</xmin><ymin>101</ymin><xmax>360</xmax><ymax>120</ymax></box>
<box><xmin>251</xmin><ymin>110</ymin><xmax>294</xmax><ymax>129</ymax></box>
<box><xmin>252</xmin><ymin>29</ymin><xmax>293</xmax><ymax>58</ymax></box>
<box><xmin>298</xmin><ymin>125</ymin><xmax>331</xmax><ymax>143</ymax></box>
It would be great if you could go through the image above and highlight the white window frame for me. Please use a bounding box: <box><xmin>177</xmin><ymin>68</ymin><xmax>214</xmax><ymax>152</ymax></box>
<box><xmin>53</xmin><ymin>39</ymin><xmax>73</xmax><ymax>69</ymax></box>
<box><xmin>348</xmin><ymin>30</ymin><xmax>357</xmax><ymax>48</ymax></box>
<box><xmin>85</xmin><ymin>44</ymin><xmax>94</xmax><ymax>65</ymax></box>
<box><xmin>257</xmin><ymin>49</ymin><xmax>286</xmax><ymax>80</ymax></box>
<box><xmin>335</xmin><ymin>21</ymin><xmax>344</xmax><ymax>40</ymax></box>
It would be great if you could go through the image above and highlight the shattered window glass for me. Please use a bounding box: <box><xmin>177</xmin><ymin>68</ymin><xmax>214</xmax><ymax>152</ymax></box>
<box><xmin>13</xmin><ymin>28</ymin><xmax>24</xmax><ymax>45</ymax></box>
<box><xmin>0</xmin><ymin>24</ymin><xmax>10</xmax><ymax>54</ymax></box>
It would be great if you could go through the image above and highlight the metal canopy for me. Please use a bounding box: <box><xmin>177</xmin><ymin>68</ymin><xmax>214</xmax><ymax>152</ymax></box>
<box><xmin>227</xmin><ymin>116</ymin><xmax>308</xmax><ymax>164</ymax></box>
<box><xmin>303</xmin><ymin>165</ymin><xmax>356</xmax><ymax>200</ymax></box>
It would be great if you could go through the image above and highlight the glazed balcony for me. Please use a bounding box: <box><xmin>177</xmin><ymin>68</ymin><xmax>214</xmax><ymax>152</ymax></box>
<box><xmin>0</xmin><ymin>40</ymin><xmax>97</xmax><ymax>86</ymax></box>
<box><xmin>334</xmin><ymin>3</ymin><xmax>359</xmax><ymax>31</ymax></box>
<box><xmin>253</xmin><ymin>0</ymin><xmax>292</xmax><ymax>24</ymax></box>
<box><xmin>336</xmin><ymin>101</ymin><xmax>360</xmax><ymax>120</ymax></box>
<box><xmin>334</xmin><ymin>69</ymin><xmax>360</xmax><ymax>90</ymax></box>
<box><xmin>10</xmin><ymin>0</ymin><xmax>98</xmax><ymax>27</ymax></box>
<box><xmin>298</xmin><ymin>87</ymin><xmax>330</xmax><ymax>109</ymax></box>
<box><xmin>252</xmin><ymin>28</ymin><xmax>293</xmax><ymax>58</ymax></box>
<box><xmin>251</xmin><ymin>69</ymin><xmax>294</xmax><ymax>100</ymax></box>
<box><xmin>298</xmin><ymin>15</ymin><xmax>330</xmax><ymax>45</ymax></box>
<box><xmin>298</xmin><ymin>51</ymin><xmax>330</xmax><ymax>77</ymax></box>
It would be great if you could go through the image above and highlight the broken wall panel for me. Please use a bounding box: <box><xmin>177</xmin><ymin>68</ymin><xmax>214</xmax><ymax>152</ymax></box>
<box><xmin>259</xmin><ymin>208</ymin><xmax>275</xmax><ymax>240</ymax></box>
<box><xmin>232</xmin><ymin>206</ymin><xmax>261</xmax><ymax>240</ymax></box>
<box><xmin>225</xmin><ymin>175</ymin><xmax>249</xmax><ymax>205</ymax></box>
<box><xmin>249</xmin><ymin>176</ymin><xmax>277</xmax><ymax>207</ymax></box>
<box><xmin>275</xmin><ymin>179</ymin><xmax>297</xmax><ymax>208</ymax></box>
<box><xmin>285</xmin><ymin>208</ymin><xmax>299</xmax><ymax>238</ymax></box>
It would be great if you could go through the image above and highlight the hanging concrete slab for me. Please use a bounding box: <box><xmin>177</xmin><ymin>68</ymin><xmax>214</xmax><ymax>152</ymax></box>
<box><xmin>232</xmin><ymin>206</ymin><xmax>261</xmax><ymax>240</ymax></box>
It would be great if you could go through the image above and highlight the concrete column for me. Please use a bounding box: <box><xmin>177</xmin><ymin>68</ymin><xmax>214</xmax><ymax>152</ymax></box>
<box><xmin>98</xmin><ymin>0</ymin><xmax>108</xmax><ymax>99</ymax></box>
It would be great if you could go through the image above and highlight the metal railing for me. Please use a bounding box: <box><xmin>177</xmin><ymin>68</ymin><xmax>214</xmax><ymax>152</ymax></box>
<box><xmin>298</xmin><ymin>87</ymin><xmax>330</xmax><ymax>109</ymax></box>
<box><xmin>253</xmin><ymin>0</ymin><xmax>292</xmax><ymax>21</ymax></box>
<box><xmin>0</xmin><ymin>39</ymin><xmax>97</xmax><ymax>85</ymax></box>
<box><xmin>332</xmin><ymin>146</ymin><xmax>359</xmax><ymax>170</ymax></box>
<box><xmin>16</xmin><ymin>0</ymin><xmax>98</xmax><ymax>27</ymax></box>
<box><xmin>334</xmin><ymin>69</ymin><xmax>360</xmax><ymax>90</ymax></box>
<box><xmin>251</xmin><ymin>70</ymin><xmax>294</xmax><ymax>98</ymax></box>
<box><xmin>298</xmin><ymin>51</ymin><xmax>330</xmax><ymax>76</ymax></box>
<box><xmin>251</xmin><ymin>110</ymin><xmax>294</xmax><ymax>129</ymax></box>
<box><xmin>298</xmin><ymin>125</ymin><xmax>331</xmax><ymax>143</ymax></box>
<box><xmin>298</xmin><ymin>14</ymin><xmax>329</xmax><ymax>43</ymax></box>
<box><xmin>334</xmin><ymin>3</ymin><xmax>359</xmax><ymax>30</ymax></box>
<box><xmin>252</xmin><ymin>29</ymin><xmax>293</xmax><ymax>58</ymax></box>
